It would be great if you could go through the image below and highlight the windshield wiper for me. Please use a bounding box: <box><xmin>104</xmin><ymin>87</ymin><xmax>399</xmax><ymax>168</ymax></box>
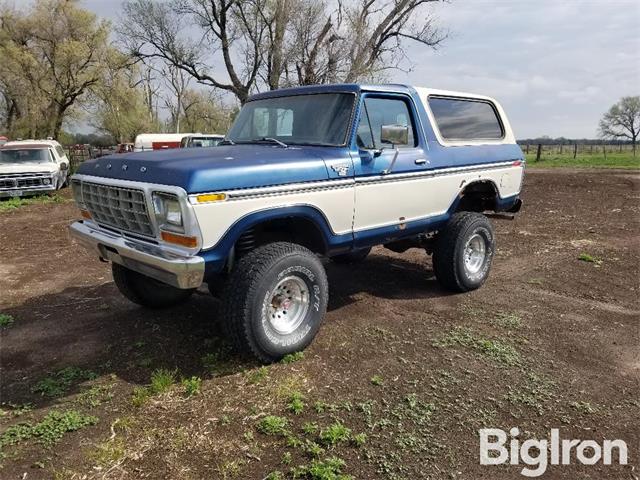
<box><xmin>219</xmin><ymin>138</ymin><xmax>235</xmax><ymax>145</ymax></box>
<box><xmin>253</xmin><ymin>137</ymin><xmax>288</xmax><ymax>148</ymax></box>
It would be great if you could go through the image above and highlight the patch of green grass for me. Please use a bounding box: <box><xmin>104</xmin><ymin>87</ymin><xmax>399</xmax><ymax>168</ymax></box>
<box><xmin>0</xmin><ymin>313</ymin><xmax>14</xmax><ymax>328</ymax></box>
<box><xmin>318</xmin><ymin>422</ymin><xmax>351</xmax><ymax>447</ymax></box>
<box><xmin>370</xmin><ymin>375</ymin><xmax>384</xmax><ymax>386</ymax></box>
<box><xmin>434</xmin><ymin>327</ymin><xmax>521</xmax><ymax>366</ymax></box>
<box><xmin>247</xmin><ymin>366</ymin><xmax>269</xmax><ymax>384</ymax></box>
<box><xmin>257</xmin><ymin>415</ymin><xmax>290</xmax><ymax>436</ymax></box>
<box><xmin>131</xmin><ymin>386</ymin><xmax>150</xmax><ymax>407</ymax></box>
<box><xmin>504</xmin><ymin>373</ymin><xmax>556</xmax><ymax>414</ymax></box>
<box><xmin>0</xmin><ymin>194</ymin><xmax>67</xmax><ymax>212</ymax></box>
<box><xmin>282</xmin><ymin>451</ymin><xmax>292</xmax><ymax>465</ymax></box>
<box><xmin>281</xmin><ymin>351</ymin><xmax>305</xmax><ymax>364</ymax></box>
<box><xmin>89</xmin><ymin>438</ymin><xmax>126</xmax><ymax>467</ymax></box>
<box><xmin>216</xmin><ymin>459</ymin><xmax>244</xmax><ymax>479</ymax></box>
<box><xmin>75</xmin><ymin>384</ymin><xmax>114</xmax><ymax>408</ymax></box>
<box><xmin>182</xmin><ymin>376</ymin><xmax>202</xmax><ymax>397</ymax></box>
<box><xmin>292</xmin><ymin>456</ymin><xmax>352</xmax><ymax>480</ymax></box>
<box><xmin>493</xmin><ymin>311</ymin><xmax>522</xmax><ymax>329</ymax></box>
<box><xmin>0</xmin><ymin>403</ymin><xmax>33</xmax><ymax>418</ymax></box>
<box><xmin>570</xmin><ymin>401</ymin><xmax>600</xmax><ymax>415</ymax></box>
<box><xmin>288</xmin><ymin>391</ymin><xmax>305</xmax><ymax>414</ymax></box>
<box><xmin>149</xmin><ymin>368</ymin><xmax>176</xmax><ymax>394</ymax></box>
<box><xmin>0</xmin><ymin>410</ymin><xmax>97</xmax><ymax>448</ymax></box>
<box><xmin>32</xmin><ymin>367</ymin><xmax>98</xmax><ymax>398</ymax></box>
<box><xmin>525</xmin><ymin>152</ymin><xmax>640</xmax><ymax>169</ymax></box>
<box><xmin>352</xmin><ymin>433</ymin><xmax>367</xmax><ymax>447</ymax></box>
<box><xmin>266</xmin><ymin>471</ymin><xmax>285</xmax><ymax>480</ymax></box>
<box><xmin>578</xmin><ymin>253</ymin><xmax>602</xmax><ymax>265</ymax></box>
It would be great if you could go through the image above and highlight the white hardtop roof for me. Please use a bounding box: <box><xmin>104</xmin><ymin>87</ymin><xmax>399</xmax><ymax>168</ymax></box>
<box><xmin>2</xmin><ymin>139</ymin><xmax>62</xmax><ymax>148</ymax></box>
<box><xmin>412</xmin><ymin>87</ymin><xmax>499</xmax><ymax>103</ymax></box>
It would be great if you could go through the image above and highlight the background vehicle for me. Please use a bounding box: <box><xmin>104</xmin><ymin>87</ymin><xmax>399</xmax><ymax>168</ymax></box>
<box><xmin>1</xmin><ymin>139</ymin><xmax>70</xmax><ymax>198</ymax></box>
<box><xmin>133</xmin><ymin>133</ymin><xmax>195</xmax><ymax>152</ymax></box>
<box><xmin>180</xmin><ymin>134</ymin><xmax>224</xmax><ymax>148</ymax></box>
<box><xmin>116</xmin><ymin>143</ymin><xmax>134</xmax><ymax>154</ymax></box>
<box><xmin>70</xmin><ymin>84</ymin><xmax>524</xmax><ymax>363</ymax></box>
<box><xmin>0</xmin><ymin>136</ymin><xmax>7</xmax><ymax>146</ymax></box>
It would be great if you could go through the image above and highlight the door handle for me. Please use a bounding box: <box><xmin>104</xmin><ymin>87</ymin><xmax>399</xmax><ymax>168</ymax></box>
<box><xmin>415</xmin><ymin>158</ymin><xmax>428</xmax><ymax>165</ymax></box>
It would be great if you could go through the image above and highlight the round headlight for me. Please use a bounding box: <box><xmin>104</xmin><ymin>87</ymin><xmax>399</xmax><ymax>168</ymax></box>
<box><xmin>42</xmin><ymin>178</ymin><xmax>51</xmax><ymax>185</ymax></box>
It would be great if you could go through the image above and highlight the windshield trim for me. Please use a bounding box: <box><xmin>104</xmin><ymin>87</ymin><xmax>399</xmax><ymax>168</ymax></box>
<box><xmin>230</xmin><ymin>92</ymin><xmax>358</xmax><ymax>148</ymax></box>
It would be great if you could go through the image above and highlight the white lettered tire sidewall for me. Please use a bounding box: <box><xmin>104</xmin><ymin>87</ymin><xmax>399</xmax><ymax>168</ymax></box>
<box><xmin>252</xmin><ymin>260</ymin><xmax>326</xmax><ymax>357</ymax></box>
<box><xmin>458</xmin><ymin>224</ymin><xmax>494</xmax><ymax>288</ymax></box>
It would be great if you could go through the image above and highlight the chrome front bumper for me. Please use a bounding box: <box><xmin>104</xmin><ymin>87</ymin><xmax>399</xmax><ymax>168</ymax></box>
<box><xmin>69</xmin><ymin>221</ymin><xmax>205</xmax><ymax>289</ymax></box>
<box><xmin>0</xmin><ymin>184</ymin><xmax>56</xmax><ymax>198</ymax></box>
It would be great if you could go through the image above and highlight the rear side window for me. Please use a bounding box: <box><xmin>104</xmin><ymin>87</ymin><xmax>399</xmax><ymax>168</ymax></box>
<box><xmin>55</xmin><ymin>145</ymin><xmax>66</xmax><ymax>158</ymax></box>
<box><xmin>428</xmin><ymin>97</ymin><xmax>503</xmax><ymax>141</ymax></box>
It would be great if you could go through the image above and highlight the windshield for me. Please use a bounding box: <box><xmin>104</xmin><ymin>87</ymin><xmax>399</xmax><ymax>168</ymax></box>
<box><xmin>188</xmin><ymin>137</ymin><xmax>222</xmax><ymax>148</ymax></box>
<box><xmin>227</xmin><ymin>93</ymin><xmax>355</xmax><ymax>146</ymax></box>
<box><xmin>0</xmin><ymin>148</ymin><xmax>52</xmax><ymax>164</ymax></box>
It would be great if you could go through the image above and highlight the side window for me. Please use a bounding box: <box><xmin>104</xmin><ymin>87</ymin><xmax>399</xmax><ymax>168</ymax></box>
<box><xmin>49</xmin><ymin>149</ymin><xmax>57</xmax><ymax>163</ymax></box>
<box><xmin>359</xmin><ymin>97</ymin><xmax>417</xmax><ymax>148</ymax></box>
<box><xmin>428</xmin><ymin>97</ymin><xmax>503</xmax><ymax>141</ymax></box>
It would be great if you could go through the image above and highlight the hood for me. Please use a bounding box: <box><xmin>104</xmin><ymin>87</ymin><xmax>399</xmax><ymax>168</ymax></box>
<box><xmin>76</xmin><ymin>145</ymin><xmax>338</xmax><ymax>193</ymax></box>
<box><xmin>0</xmin><ymin>163</ymin><xmax>58</xmax><ymax>175</ymax></box>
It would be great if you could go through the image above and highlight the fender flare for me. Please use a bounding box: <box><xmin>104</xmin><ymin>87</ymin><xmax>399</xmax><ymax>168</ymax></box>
<box><xmin>199</xmin><ymin>205</ymin><xmax>352</xmax><ymax>273</ymax></box>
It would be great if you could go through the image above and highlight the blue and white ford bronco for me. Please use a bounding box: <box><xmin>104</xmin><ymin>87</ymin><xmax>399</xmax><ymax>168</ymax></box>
<box><xmin>69</xmin><ymin>84</ymin><xmax>524</xmax><ymax>362</ymax></box>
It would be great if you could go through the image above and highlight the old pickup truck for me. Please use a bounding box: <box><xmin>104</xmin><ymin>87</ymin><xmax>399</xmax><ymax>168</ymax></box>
<box><xmin>69</xmin><ymin>84</ymin><xmax>524</xmax><ymax>362</ymax></box>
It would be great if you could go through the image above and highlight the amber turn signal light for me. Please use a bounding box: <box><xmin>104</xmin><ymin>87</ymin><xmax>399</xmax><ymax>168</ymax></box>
<box><xmin>161</xmin><ymin>231</ymin><xmax>198</xmax><ymax>248</ymax></box>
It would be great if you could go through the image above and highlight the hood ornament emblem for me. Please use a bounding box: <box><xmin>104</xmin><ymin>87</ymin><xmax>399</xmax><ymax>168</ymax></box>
<box><xmin>122</xmin><ymin>164</ymin><xmax>128</xmax><ymax>171</ymax></box>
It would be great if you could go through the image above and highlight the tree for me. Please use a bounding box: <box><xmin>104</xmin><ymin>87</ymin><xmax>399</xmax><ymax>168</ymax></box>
<box><xmin>0</xmin><ymin>0</ymin><xmax>115</xmax><ymax>138</ymax></box>
<box><xmin>599</xmin><ymin>96</ymin><xmax>640</xmax><ymax>157</ymax></box>
<box><xmin>92</xmin><ymin>53</ymin><xmax>158</xmax><ymax>143</ymax></box>
<box><xmin>180</xmin><ymin>89</ymin><xmax>236</xmax><ymax>133</ymax></box>
<box><xmin>119</xmin><ymin>0</ymin><xmax>445</xmax><ymax>104</ymax></box>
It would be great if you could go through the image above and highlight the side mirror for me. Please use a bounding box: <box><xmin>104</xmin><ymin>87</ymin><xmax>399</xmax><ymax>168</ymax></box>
<box><xmin>60</xmin><ymin>163</ymin><xmax>69</xmax><ymax>171</ymax></box>
<box><xmin>380</xmin><ymin>124</ymin><xmax>408</xmax><ymax>147</ymax></box>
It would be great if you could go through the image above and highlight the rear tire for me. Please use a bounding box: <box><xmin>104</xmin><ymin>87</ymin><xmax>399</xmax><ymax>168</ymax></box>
<box><xmin>331</xmin><ymin>247</ymin><xmax>371</xmax><ymax>264</ymax></box>
<box><xmin>221</xmin><ymin>242</ymin><xmax>328</xmax><ymax>363</ymax></box>
<box><xmin>432</xmin><ymin>212</ymin><xmax>495</xmax><ymax>292</ymax></box>
<box><xmin>112</xmin><ymin>263</ymin><xmax>195</xmax><ymax>308</ymax></box>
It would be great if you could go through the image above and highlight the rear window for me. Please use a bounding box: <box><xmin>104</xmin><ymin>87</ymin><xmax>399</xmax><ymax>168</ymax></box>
<box><xmin>428</xmin><ymin>96</ymin><xmax>503</xmax><ymax>141</ymax></box>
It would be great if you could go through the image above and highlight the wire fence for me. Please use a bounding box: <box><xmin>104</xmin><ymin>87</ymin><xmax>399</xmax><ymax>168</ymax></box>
<box><xmin>518</xmin><ymin>143</ymin><xmax>636</xmax><ymax>159</ymax></box>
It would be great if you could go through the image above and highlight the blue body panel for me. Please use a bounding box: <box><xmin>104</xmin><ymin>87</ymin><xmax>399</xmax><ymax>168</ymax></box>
<box><xmin>76</xmin><ymin>83</ymin><xmax>524</xmax><ymax>276</ymax></box>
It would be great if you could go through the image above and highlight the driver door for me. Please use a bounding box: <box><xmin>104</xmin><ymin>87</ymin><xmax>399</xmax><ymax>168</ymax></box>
<box><xmin>352</xmin><ymin>94</ymin><xmax>430</xmax><ymax>238</ymax></box>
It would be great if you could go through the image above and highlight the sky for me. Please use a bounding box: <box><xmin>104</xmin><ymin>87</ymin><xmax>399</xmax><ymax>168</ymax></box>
<box><xmin>81</xmin><ymin>0</ymin><xmax>640</xmax><ymax>139</ymax></box>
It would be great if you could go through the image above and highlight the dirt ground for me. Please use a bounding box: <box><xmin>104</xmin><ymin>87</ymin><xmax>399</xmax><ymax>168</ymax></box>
<box><xmin>0</xmin><ymin>169</ymin><xmax>638</xmax><ymax>480</ymax></box>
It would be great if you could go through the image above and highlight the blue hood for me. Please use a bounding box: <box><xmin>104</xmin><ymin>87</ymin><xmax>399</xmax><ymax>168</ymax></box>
<box><xmin>76</xmin><ymin>145</ymin><xmax>333</xmax><ymax>193</ymax></box>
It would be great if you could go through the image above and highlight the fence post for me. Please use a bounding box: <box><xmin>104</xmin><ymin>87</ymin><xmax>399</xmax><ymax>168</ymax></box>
<box><xmin>559</xmin><ymin>143</ymin><xmax>563</xmax><ymax>154</ymax></box>
<box><xmin>535</xmin><ymin>144</ymin><xmax>542</xmax><ymax>162</ymax></box>
<box><xmin>573</xmin><ymin>143</ymin><xmax>577</xmax><ymax>159</ymax></box>
<box><xmin>526</xmin><ymin>144</ymin><xmax>530</xmax><ymax>154</ymax></box>
<box><xmin>603</xmin><ymin>144</ymin><xmax>607</xmax><ymax>161</ymax></box>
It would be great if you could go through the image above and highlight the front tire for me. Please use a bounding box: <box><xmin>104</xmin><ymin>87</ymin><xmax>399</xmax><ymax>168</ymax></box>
<box><xmin>221</xmin><ymin>242</ymin><xmax>328</xmax><ymax>363</ymax></box>
<box><xmin>112</xmin><ymin>263</ymin><xmax>195</xmax><ymax>308</ymax></box>
<box><xmin>432</xmin><ymin>212</ymin><xmax>495</xmax><ymax>292</ymax></box>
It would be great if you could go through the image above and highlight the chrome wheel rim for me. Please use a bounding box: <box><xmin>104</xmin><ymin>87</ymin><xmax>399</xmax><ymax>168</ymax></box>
<box><xmin>267</xmin><ymin>276</ymin><xmax>309</xmax><ymax>335</ymax></box>
<box><xmin>463</xmin><ymin>233</ymin><xmax>487</xmax><ymax>275</ymax></box>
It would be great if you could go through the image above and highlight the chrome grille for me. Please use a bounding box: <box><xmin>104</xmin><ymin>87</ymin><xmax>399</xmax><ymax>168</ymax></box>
<box><xmin>81</xmin><ymin>182</ymin><xmax>154</xmax><ymax>237</ymax></box>
<box><xmin>0</xmin><ymin>172</ymin><xmax>50</xmax><ymax>190</ymax></box>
